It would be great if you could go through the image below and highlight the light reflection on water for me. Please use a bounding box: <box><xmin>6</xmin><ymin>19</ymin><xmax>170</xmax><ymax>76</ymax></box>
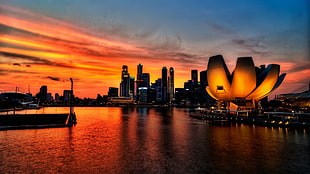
<box><xmin>0</xmin><ymin>107</ymin><xmax>309</xmax><ymax>173</ymax></box>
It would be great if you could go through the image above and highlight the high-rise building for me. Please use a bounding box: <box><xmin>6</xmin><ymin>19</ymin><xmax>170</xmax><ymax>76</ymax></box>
<box><xmin>200</xmin><ymin>70</ymin><xmax>208</xmax><ymax>87</ymax></box>
<box><xmin>162</xmin><ymin>67</ymin><xmax>168</xmax><ymax>103</ymax></box>
<box><xmin>191</xmin><ymin>70</ymin><xmax>198</xmax><ymax>83</ymax></box>
<box><xmin>137</xmin><ymin>63</ymin><xmax>143</xmax><ymax>80</ymax></box>
<box><xmin>162</xmin><ymin>67</ymin><xmax>168</xmax><ymax>88</ymax></box>
<box><xmin>138</xmin><ymin>87</ymin><xmax>148</xmax><ymax>104</ymax></box>
<box><xmin>175</xmin><ymin>88</ymin><xmax>186</xmax><ymax>106</ymax></box>
<box><xmin>140</xmin><ymin>73</ymin><xmax>150</xmax><ymax>87</ymax></box>
<box><xmin>36</xmin><ymin>85</ymin><xmax>48</xmax><ymax>101</ymax></box>
<box><xmin>108</xmin><ymin>87</ymin><xmax>118</xmax><ymax>97</ymax></box>
<box><xmin>63</xmin><ymin>90</ymin><xmax>72</xmax><ymax>102</ymax></box>
<box><xmin>129</xmin><ymin>77</ymin><xmax>135</xmax><ymax>98</ymax></box>
<box><xmin>168</xmin><ymin>67</ymin><xmax>174</xmax><ymax>103</ymax></box>
<box><xmin>136</xmin><ymin>63</ymin><xmax>143</xmax><ymax>100</ymax></box>
<box><xmin>120</xmin><ymin>65</ymin><xmax>130</xmax><ymax>97</ymax></box>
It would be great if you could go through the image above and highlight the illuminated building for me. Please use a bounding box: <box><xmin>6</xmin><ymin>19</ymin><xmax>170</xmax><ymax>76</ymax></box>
<box><xmin>206</xmin><ymin>55</ymin><xmax>286</xmax><ymax>110</ymax></box>
<box><xmin>120</xmin><ymin>65</ymin><xmax>131</xmax><ymax>97</ymax></box>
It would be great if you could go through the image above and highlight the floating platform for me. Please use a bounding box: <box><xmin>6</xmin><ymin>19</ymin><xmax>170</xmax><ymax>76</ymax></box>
<box><xmin>0</xmin><ymin>113</ymin><xmax>76</xmax><ymax>130</ymax></box>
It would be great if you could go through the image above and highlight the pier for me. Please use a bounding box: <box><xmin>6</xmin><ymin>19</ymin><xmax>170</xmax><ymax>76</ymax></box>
<box><xmin>189</xmin><ymin>109</ymin><xmax>310</xmax><ymax>129</ymax></box>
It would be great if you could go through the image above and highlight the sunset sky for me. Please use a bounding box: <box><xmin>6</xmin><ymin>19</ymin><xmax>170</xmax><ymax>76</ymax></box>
<box><xmin>0</xmin><ymin>0</ymin><xmax>309</xmax><ymax>99</ymax></box>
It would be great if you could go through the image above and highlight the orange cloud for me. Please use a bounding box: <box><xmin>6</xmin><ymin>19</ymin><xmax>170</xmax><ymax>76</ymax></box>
<box><xmin>1</xmin><ymin>4</ymin><xmax>307</xmax><ymax>99</ymax></box>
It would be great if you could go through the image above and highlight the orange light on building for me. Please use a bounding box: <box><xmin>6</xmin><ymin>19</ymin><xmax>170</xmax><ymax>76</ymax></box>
<box><xmin>206</xmin><ymin>55</ymin><xmax>286</xmax><ymax>108</ymax></box>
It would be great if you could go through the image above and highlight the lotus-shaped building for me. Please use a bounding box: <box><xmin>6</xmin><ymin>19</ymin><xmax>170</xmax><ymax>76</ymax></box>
<box><xmin>206</xmin><ymin>55</ymin><xmax>286</xmax><ymax>108</ymax></box>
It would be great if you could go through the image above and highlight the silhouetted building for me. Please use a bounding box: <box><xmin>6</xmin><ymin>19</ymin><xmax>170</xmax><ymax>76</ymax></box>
<box><xmin>137</xmin><ymin>63</ymin><xmax>143</xmax><ymax>80</ymax></box>
<box><xmin>55</xmin><ymin>93</ymin><xmax>60</xmax><ymax>101</ymax></box>
<box><xmin>129</xmin><ymin>77</ymin><xmax>135</xmax><ymax>98</ymax></box>
<box><xmin>175</xmin><ymin>88</ymin><xmax>186</xmax><ymax>106</ymax></box>
<box><xmin>136</xmin><ymin>63</ymin><xmax>143</xmax><ymax>98</ymax></box>
<box><xmin>200</xmin><ymin>70</ymin><xmax>208</xmax><ymax>87</ymax></box>
<box><xmin>184</xmin><ymin>80</ymin><xmax>199</xmax><ymax>105</ymax></box>
<box><xmin>120</xmin><ymin>65</ymin><xmax>131</xmax><ymax>97</ymax></box>
<box><xmin>108</xmin><ymin>87</ymin><xmax>118</xmax><ymax>97</ymax></box>
<box><xmin>162</xmin><ymin>67</ymin><xmax>168</xmax><ymax>103</ymax></box>
<box><xmin>152</xmin><ymin>78</ymin><xmax>163</xmax><ymax>103</ymax></box>
<box><xmin>168</xmin><ymin>67</ymin><xmax>174</xmax><ymax>103</ymax></box>
<box><xmin>162</xmin><ymin>67</ymin><xmax>168</xmax><ymax>88</ymax></box>
<box><xmin>36</xmin><ymin>85</ymin><xmax>48</xmax><ymax>102</ymax></box>
<box><xmin>191</xmin><ymin>70</ymin><xmax>198</xmax><ymax>83</ymax></box>
<box><xmin>140</xmin><ymin>73</ymin><xmax>150</xmax><ymax>87</ymax></box>
<box><xmin>47</xmin><ymin>93</ymin><xmax>53</xmax><ymax>101</ymax></box>
<box><xmin>63</xmin><ymin>90</ymin><xmax>72</xmax><ymax>102</ymax></box>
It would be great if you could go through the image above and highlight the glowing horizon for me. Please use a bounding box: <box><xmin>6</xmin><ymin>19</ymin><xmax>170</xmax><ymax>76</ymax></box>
<box><xmin>0</xmin><ymin>2</ymin><xmax>309</xmax><ymax>99</ymax></box>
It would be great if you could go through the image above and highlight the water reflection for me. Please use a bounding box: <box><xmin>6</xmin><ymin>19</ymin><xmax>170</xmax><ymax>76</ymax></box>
<box><xmin>0</xmin><ymin>107</ymin><xmax>309</xmax><ymax>173</ymax></box>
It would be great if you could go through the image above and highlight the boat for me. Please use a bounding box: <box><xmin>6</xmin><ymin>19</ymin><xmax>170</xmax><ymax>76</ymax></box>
<box><xmin>0</xmin><ymin>78</ymin><xmax>77</xmax><ymax>130</ymax></box>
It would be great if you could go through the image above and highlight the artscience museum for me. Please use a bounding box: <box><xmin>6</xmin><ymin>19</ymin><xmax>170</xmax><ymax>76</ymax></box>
<box><xmin>206</xmin><ymin>55</ymin><xmax>286</xmax><ymax>110</ymax></box>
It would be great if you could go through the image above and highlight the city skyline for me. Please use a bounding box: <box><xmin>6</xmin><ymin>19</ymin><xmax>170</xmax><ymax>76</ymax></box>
<box><xmin>0</xmin><ymin>0</ymin><xmax>309</xmax><ymax>98</ymax></box>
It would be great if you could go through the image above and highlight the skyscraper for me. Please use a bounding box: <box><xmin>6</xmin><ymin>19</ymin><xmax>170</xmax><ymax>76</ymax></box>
<box><xmin>162</xmin><ymin>67</ymin><xmax>168</xmax><ymax>88</ymax></box>
<box><xmin>36</xmin><ymin>85</ymin><xmax>47</xmax><ymax>101</ymax></box>
<box><xmin>200</xmin><ymin>70</ymin><xmax>208</xmax><ymax>87</ymax></box>
<box><xmin>191</xmin><ymin>70</ymin><xmax>198</xmax><ymax>83</ymax></box>
<box><xmin>120</xmin><ymin>65</ymin><xmax>130</xmax><ymax>97</ymax></box>
<box><xmin>162</xmin><ymin>67</ymin><xmax>168</xmax><ymax>103</ymax></box>
<box><xmin>129</xmin><ymin>77</ymin><xmax>135</xmax><ymax>98</ymax></box>
<box><xmin>137</xmin><ymin>63</ymin><xmax>143</xmax><ymax>80</ymax></box>
<box><xmin>136</xmin><ymin>63</ymin><xmax>143</xmax><ymax>100</ymax></box>
<box><xmin>168</xmin><ymin>67</ymin><xmax>174</xmax><ymax>103</ymax></box>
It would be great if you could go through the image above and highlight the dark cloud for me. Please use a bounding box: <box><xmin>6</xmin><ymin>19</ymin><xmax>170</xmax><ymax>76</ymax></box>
<box><xmin>0</xmin><ymin>51</ymin><xmax>74</xmax><ymax>68</ymax></box>
<box><xmin>13</xmin><ymin>63</ymin><xmax>21</xmax><ymax>66</ymax></box>
<box><xmin>204</xmin><ymin>20</ymin><xmax>270</xmax><ymax>56</ymax></box>
<box><xmin>0</xmin><ymin>69</ymin><xmax>34</xmax><ymax>75</ymax></box>
<box><xmin>1</xmin><ymin>51</ymin><xmax>50</xmax><ymax>63</ymax></box>
<box><xmin>232</xmin><ymin>37</ymin><xmax>269</xmax><ymax>54</ymax></box>
<box><xmin>46</xmin><ymin>76</ymin><xmax>60</xmax><ymax>81</ymax></box>
<box><xmin>205</xmin><ymin>20</ymin><xmax>235</xmax><ymax>36</ymax></box>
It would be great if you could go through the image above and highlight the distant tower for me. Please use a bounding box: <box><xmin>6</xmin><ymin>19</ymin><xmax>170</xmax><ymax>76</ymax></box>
<box><xmin>200</xmin><ymin>70</ymin><xmax>208</xmax><ymax>87</ymax></box>
<box><xmin>162</xmin><ymin>67</ymin><xmax>168</xmax><ymax>103</ymax></box>
<box><xmin>129</xmin><ymin>77</ymin><xmax>135</xmax><ymax>98</ymax></box>
<box><xmin>169</xmin><ymin>67</ymin><xmax>174</xmax><ymax>103</ymax></box>
<box><xmin>162</xmin><ymin>67</ymin><xmax>168</xmax><ymax>88</ymax></box>
<box><xmin>63</xmin><ymin>90</ymin><xmax>72</xmax><ymax>102</ymax></box>
<box><xmin>136</xmin><ymin>63</ymin><xmax>143</xmax><ymax>100</ymax></box>
<box><xmin>191</xmin><ymin>70</ymin><xmax>198</xmax><ymax>83</ymax></box>
<box><xmin>137</xmin><ymin>63</ymin><xmax>143</xmax><ymax>80</ymax></box>
<box><xmin>37</xmin><ymin>85</ymin><xmax>48</xmax><ymax>101</ymax></box>
<box><xmin>120</xmin><ymin>65</ymin><xmax>130</xmax><ymax>97</ymax></box>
